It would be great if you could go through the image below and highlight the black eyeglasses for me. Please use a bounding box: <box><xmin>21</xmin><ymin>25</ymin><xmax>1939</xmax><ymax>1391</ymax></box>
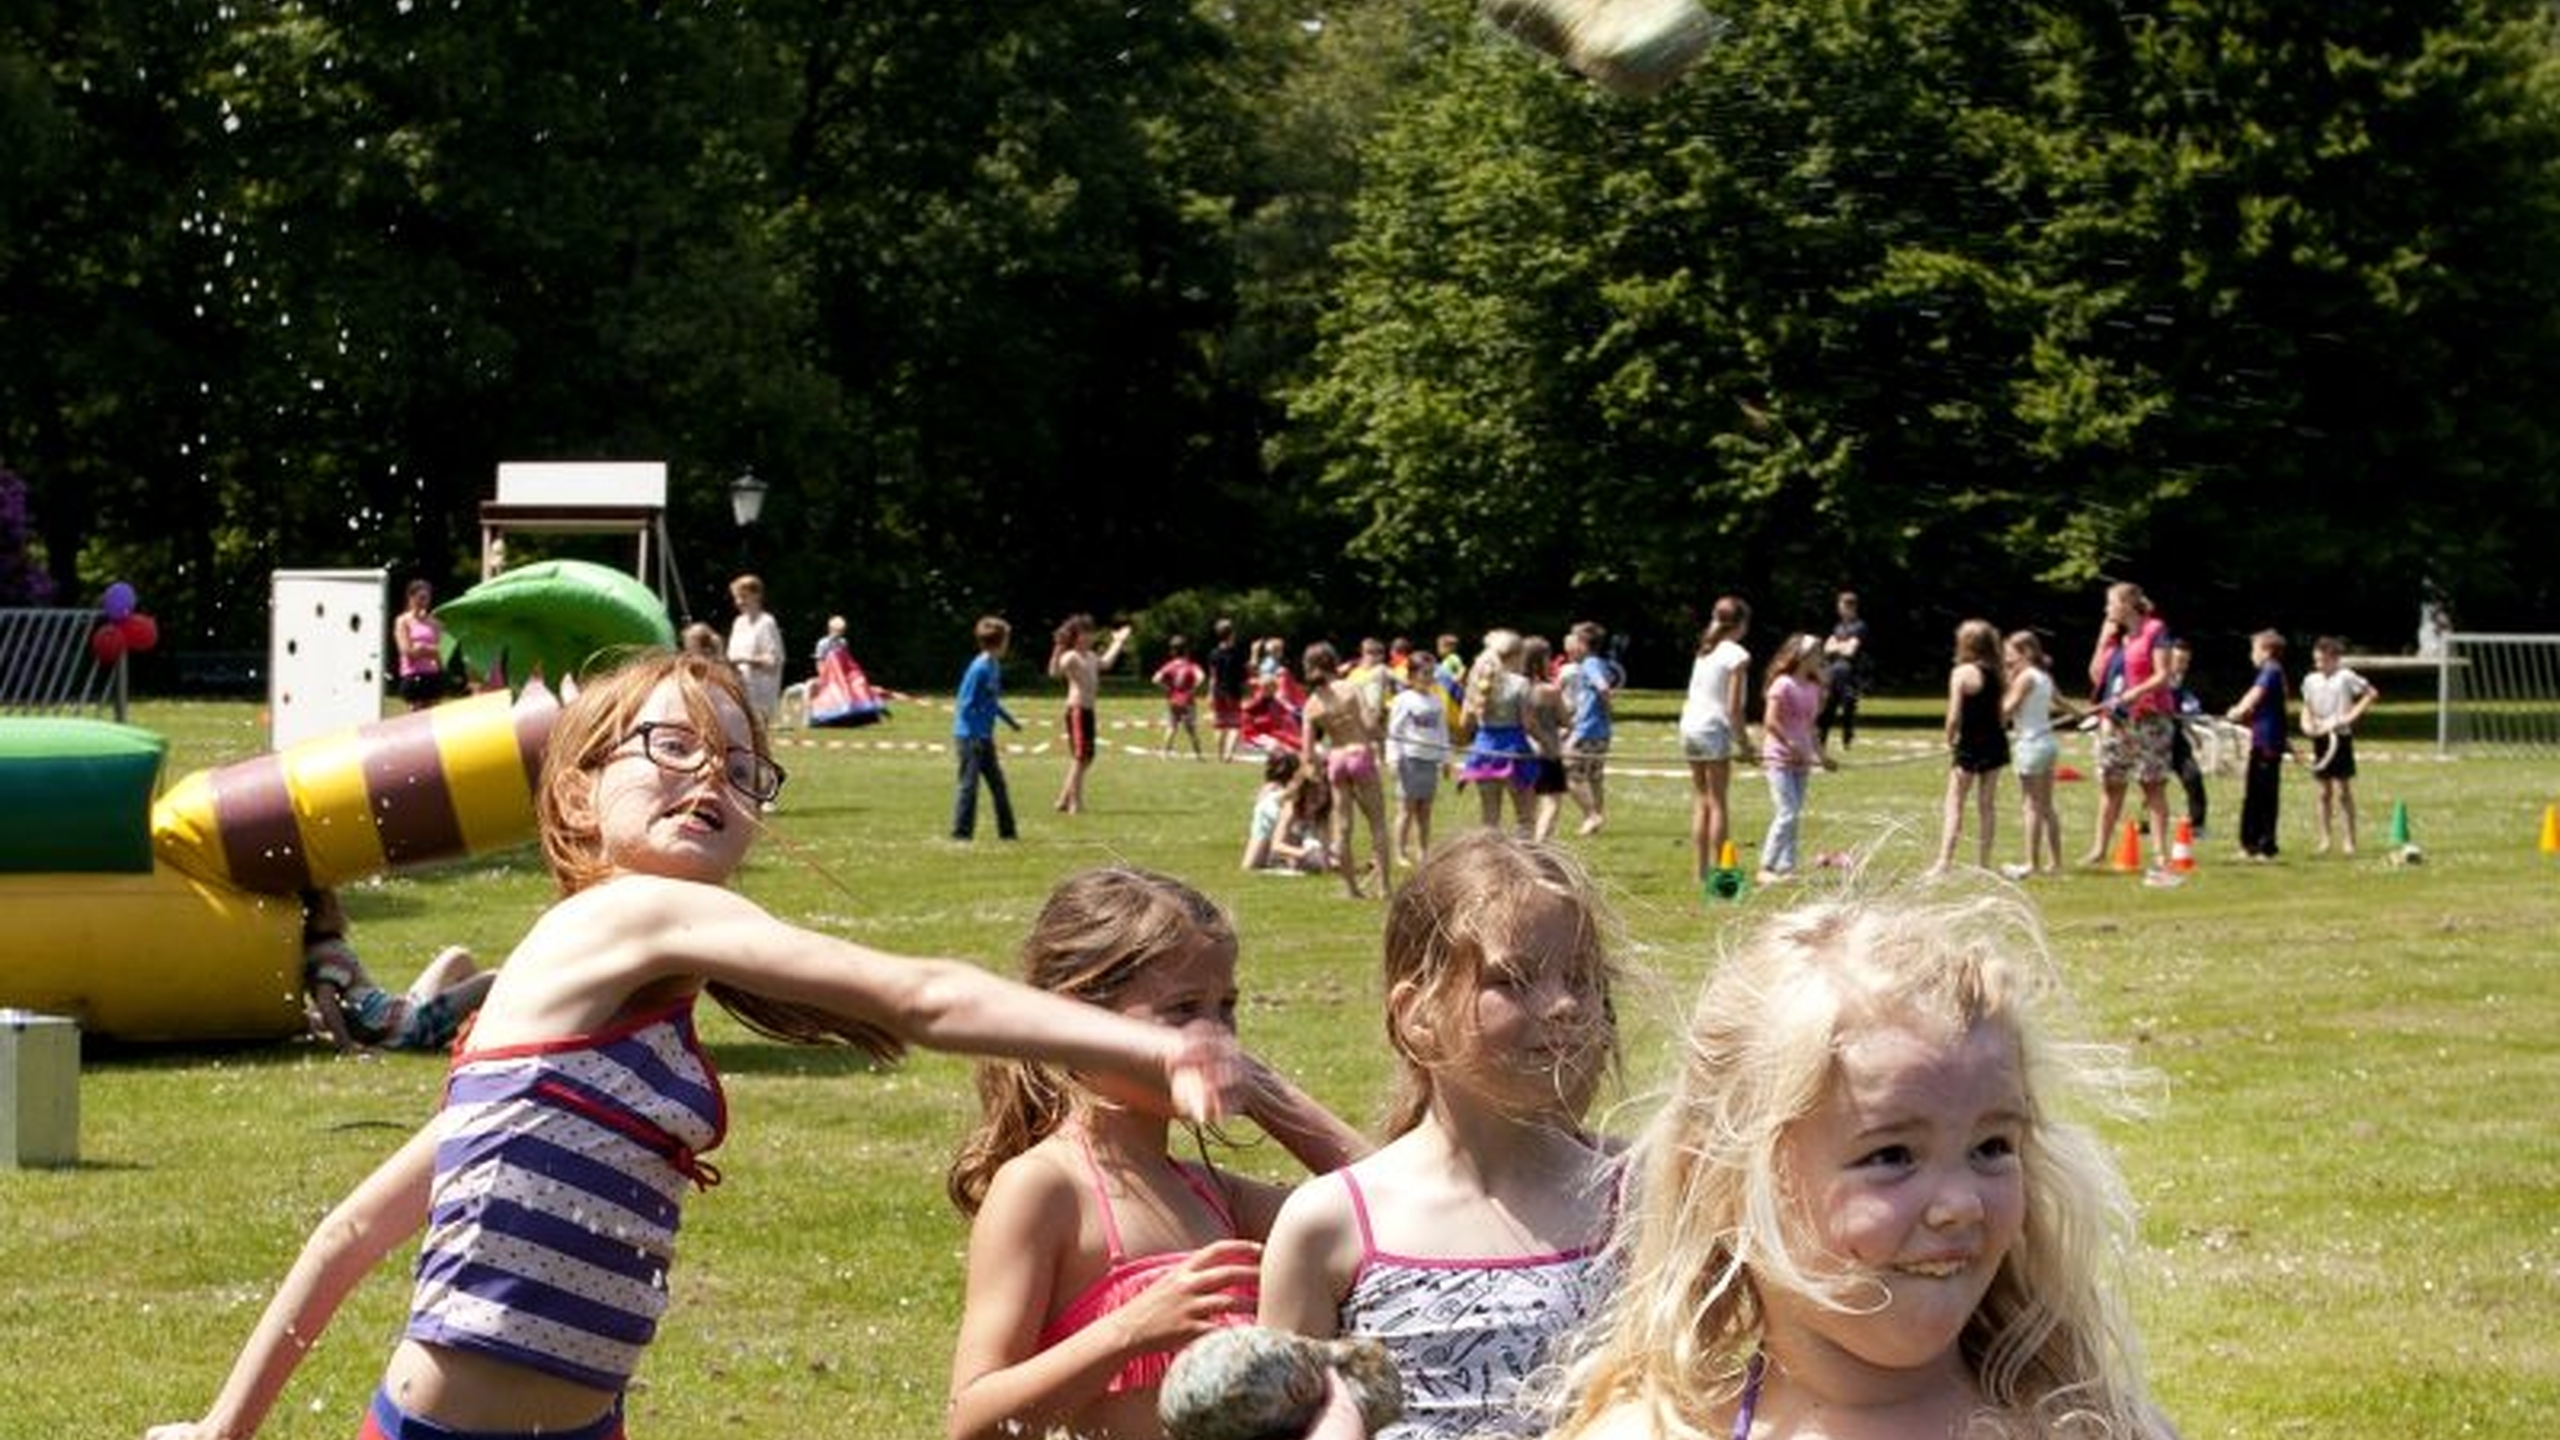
<box><xmin>617</xmin><ymin>721</ymin><xmax>787</xmax><ymax>803</ymax></box>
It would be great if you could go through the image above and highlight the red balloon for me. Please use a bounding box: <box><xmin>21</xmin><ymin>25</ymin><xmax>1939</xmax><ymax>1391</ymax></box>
<box><xmin>117</xmin><ymin>612</ymin><xmax>159</xmax><ymax>653</ymax></box>
<box><xmin>90</xmin><ymin>624</ymin><xmax>128</xmax><ymax>666</ymax></box>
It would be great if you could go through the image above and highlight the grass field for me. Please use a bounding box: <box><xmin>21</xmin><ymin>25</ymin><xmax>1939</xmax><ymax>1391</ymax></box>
<box><xmin>8</xmin><ymin>690</ymin><xmax>2558</xmax><ymax>1438</ymax></box>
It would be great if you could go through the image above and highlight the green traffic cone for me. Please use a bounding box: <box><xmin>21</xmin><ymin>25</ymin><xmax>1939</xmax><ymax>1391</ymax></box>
<box><xmin>2388</xmin><ymin>800</ymin><xmax>2412</xmax><ymax>849</ymax></box>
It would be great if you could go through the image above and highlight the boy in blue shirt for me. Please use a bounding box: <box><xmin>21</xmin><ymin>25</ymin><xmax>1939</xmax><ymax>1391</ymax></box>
<box><xmin>952</xmin><ymin>616</ymin><xmax>1023</xmax><ymax>841</ymax></box>
<box><xmin>2223</xmin><ymin>630</ymin><xmax>2289</xmax><ymax>860</ymax></box>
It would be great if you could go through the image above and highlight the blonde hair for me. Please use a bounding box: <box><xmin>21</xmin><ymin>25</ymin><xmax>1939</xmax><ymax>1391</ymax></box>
<box><xmin>1378</xmin><ymin>831</ymin><xmax>1623</xmax><ymax>1138</ymax></box>
<box><xmin>946</xmin><ymin>867</ymin><xmax>1235</xmax><ymax>1215</ymax></box>
<box><xmin>535</xmin><ymin>649</ymin><xmax>902</xmax><ymax>1060</ymax></box>
<box><xmin>1763</xmin><ymin>632</ymin><xmax>1821</xmax><ymax>690</ymax></box>
<box><xmin>2005</xmin><ymin>630</ymin><xmax>2050</xmax><ymax>672</ymax></box>
<box><xmin>1463</xmin><ymin>629</ymin><xmax>1524</xmax><ymax>721</ymax></box>
<box><xmin>1548</xmin><ymin>883</ymin><xmax>2170</xmax><ymax>1440</ymax></box>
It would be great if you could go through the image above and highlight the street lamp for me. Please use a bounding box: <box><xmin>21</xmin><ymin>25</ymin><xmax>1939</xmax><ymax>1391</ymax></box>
<box><xmin>729</xmin><ymin>467</ymin><xmax>769</xmax><ymax>529</ymax></box>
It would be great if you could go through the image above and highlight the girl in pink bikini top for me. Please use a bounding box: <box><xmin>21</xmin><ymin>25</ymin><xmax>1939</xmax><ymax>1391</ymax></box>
<box><xmin>944</xmin><ymin>868</ymin><xmax>1366</xmax><ymax>1440</ymax></box>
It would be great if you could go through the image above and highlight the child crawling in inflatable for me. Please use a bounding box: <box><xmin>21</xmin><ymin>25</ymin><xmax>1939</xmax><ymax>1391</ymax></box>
<box><xmin>299</xmin><ymin>888</ymin><xmax>496</xmax><ymax>1055</ymax></box>
<box><xmin>805</xmin><ymin>615</ymin><xmax>906</xmax><ymax>728</ymax></box>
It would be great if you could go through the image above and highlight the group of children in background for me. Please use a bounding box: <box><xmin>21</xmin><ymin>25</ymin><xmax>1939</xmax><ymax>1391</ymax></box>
<box><xmin>1662</xmin><ymin>581</ymin><xmax>2385</xmax><ymax>894</ymax></box>
<box><xmin>710</xmin><ymin>585</ymin><xmax>2381</xmax><ymax>899</ymax></box>
<box><xmin>1220</xmin><ymin>625</ymin><xmax>1618</xmax><ymax>894</ymax></box>
<box><xmin>1914</xmin><ymin>583</ymin><xmax>2385</xmax><ymax>880</ymax></box>
<box><xmin>166</xmin><ymin>644</ymin><xmax>2182</xmax><ymax>1440</ymax></box>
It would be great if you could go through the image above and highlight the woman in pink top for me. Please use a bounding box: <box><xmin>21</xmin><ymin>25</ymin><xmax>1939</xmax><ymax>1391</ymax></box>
<box><xmin>2079</xmin><ymin>581</ymin><xmax>2176</xmax><ymax>874</ymax></box>
<box><xmin>394</xmin><ymin>579</ymin><xmax>446</xmax><ymax>710</ymax></box>
<box><xmin>1756</xmin><ymin>633</ymin><xmax>1837</xmax><ymax>884</ymax></box>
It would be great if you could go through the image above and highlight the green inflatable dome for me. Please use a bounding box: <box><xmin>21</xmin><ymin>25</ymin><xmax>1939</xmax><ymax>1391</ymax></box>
<box><xmin>437</xmin><ymin>559</ymin><xmax>678</xmax><ymax>689</ymax></box>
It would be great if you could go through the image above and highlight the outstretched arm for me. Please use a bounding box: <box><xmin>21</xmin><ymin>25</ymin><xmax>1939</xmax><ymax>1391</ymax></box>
<box><xmin>147</xmin><ymin>1126</ymin><xmax>437</xmax><ymax>1440</ymax></box>
<box><xmin>1242</xmin><ymin>1055</ymin><xmax>1369</xmax><ymax>1180</ymax></box>
<box><xmin>2226</xmin><ymin>680</ymin><xmax>2264</xmax><ymax>724</ymax></box>
<box><xmin>1096</xmin><ymin>626</ymin><xmax>1133</xmax><ymax>671</ymax></box>
<box><xmin>583</xmin><ymin>880</ymin><xmax>1247</xmax><ymax>1120</ymax></box>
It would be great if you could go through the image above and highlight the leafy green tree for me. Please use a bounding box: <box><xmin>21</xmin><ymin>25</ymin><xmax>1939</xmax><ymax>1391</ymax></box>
<box><xmin>777</xmin><ymin>0</ymin><xmax>1278</xmax><ymax>658</ymax></box>
<box><xmin>1291</xmin><ymin>0</ymin><xmax>2560</xmax><ymax>668</ymax></box>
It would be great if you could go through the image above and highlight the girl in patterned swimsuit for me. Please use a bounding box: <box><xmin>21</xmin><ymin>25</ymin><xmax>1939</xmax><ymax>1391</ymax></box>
<box><xmin>1546</xmin><ymin>884</ymin><xmax>2179</xmax><ymax>1440</ymax></box>
<box><xmin>946</xmin><ymin>869</ymin><xmax>1367</xmax><ymax>1440</ymax></box>
<box><xmin>148</xmin><ymin>651</ymin><xmax>1246</xmax><ymax>1440</ymax></box>
<box><xmin>1259</xmin><ymin>831</ymin><xmax>1627</xmax><ymax>1439</ymax></box>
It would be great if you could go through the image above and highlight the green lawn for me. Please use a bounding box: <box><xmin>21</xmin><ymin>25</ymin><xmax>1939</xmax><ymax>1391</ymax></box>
<box><xmin>8</xmin><ymin>692</ymin><xmax>2558</xmax><ymax>1437</ymax></box>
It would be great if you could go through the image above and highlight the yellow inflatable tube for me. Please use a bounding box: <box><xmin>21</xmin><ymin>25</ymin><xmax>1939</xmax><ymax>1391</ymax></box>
<box><xmin>152</xmin><ymin>683</ymin><xmax>561</xmax><ymax>895</ymax></box>
<box><xmin>0</xmin><ymin>868</ymin><xmax>301</xmax><ymax>1041</ymax></box>
<box><xmin>0</xmin><ymin>686</ymin><xmax>562</xmax><ymax>1041</ymax></box>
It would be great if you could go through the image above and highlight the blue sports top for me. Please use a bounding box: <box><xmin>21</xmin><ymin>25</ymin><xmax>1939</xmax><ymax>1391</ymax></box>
<box><xmin>404</xmin><ymin>1001</ymin><xmax>728</xmax><ymax>1392</ymax></box>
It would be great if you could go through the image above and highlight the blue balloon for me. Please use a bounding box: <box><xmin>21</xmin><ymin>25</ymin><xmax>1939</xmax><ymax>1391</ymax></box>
<box><xmin>101</xmin><ymin>581</ymin><xmax>137</xmax><ymax>621</ymax></box>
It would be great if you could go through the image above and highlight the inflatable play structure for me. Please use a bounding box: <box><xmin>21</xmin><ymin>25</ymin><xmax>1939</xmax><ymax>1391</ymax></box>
<box><xmin>0</xmin><ymin>561</ymin><xmax>671</xmax><ymax>1042</ymax></box>
<box><xmin>806</xmin><ymin>646</ymin><xmax>894</xmax><ymax>728</ymax></box>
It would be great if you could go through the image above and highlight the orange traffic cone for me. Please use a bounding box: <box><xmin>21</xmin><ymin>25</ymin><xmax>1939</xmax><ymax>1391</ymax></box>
<box><xmin>2111</xmin><ymin>820</ymin><xmax>2143</xmax><ymax>873</ymax></box>
<box><xmin>2169</xmin><ymin>818</ymin><xmax>2197</xmax><ymax>874</ymax></box>
<box><xmin>2541</xmin><ymin>803</ymin><xmax>2560</xmax><ymax>857</ymax></box>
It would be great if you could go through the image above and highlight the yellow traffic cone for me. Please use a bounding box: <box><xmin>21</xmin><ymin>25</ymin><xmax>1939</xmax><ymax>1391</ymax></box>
<box><xmin>2541</xmin><ymin>803</ymin><xmax>2560</xmax><ymax>857</ymax></box>
<box><xmin>1704</xmin><ymin>839</ymin><xmax>1748</xmax><ymax>902</ymax></box>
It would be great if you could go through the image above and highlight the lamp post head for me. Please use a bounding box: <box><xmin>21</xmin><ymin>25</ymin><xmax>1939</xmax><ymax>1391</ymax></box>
<box><xmin>730</xmin><ymin>468</ymin><xmax>769</xmax><ymax>528</ymax></box>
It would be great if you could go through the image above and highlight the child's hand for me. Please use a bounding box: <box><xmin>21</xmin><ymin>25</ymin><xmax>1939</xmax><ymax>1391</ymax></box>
<box><xmin>1110</xmin><ymin>1238</ymin><xmax>1262</xmax><ymax>1358</ymax></box>
<box><xmin>1163</xmin><ymin>1024</ymin><xmax>1246</xmax><ymax>1123</ymax></box>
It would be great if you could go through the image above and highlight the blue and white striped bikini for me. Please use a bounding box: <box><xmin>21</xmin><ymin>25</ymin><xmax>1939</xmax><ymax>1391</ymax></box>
<box><xmin>404</xmin><ymin>1000</ymin><xmax>728</xmax><ymax>1393</ymax></box>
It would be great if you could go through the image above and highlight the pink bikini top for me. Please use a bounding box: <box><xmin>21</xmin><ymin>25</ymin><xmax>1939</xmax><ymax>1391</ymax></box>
<box><xmin>1033</xmin><ymin>1130</ymin><xmax>1254</xmax><ymax>1394</ymax></box>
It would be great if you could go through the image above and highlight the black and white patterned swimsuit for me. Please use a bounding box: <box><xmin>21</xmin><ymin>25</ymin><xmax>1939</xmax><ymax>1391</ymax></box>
<box><xmin>1333</xmin><ymin>1168</ymin><xmax>1612</xmax><ymax>1439</ymax></box>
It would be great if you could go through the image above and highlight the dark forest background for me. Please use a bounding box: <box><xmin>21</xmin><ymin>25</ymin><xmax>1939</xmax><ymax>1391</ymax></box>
<box><xmin>7</xmin><ymin>0</ymin><xmax>2560</xmax><ymax>690</ymax></box>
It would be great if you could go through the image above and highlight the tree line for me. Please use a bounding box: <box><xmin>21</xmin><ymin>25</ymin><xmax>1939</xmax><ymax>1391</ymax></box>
<box><xmin>5</xmin><ymin>0</ymin><xmax>2557</xmax><ymax>689</ymax></box>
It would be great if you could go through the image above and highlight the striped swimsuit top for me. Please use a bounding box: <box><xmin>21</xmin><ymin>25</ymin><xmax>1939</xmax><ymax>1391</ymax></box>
<box><xmin>404</xmin><ymin>1001</ymin><xmax>728</xmax><ymax>1392</ymax></box>
<box><xmin>1335</xmin><ymin>1168</ymin><xmax>1613</xmax><ymax>1440</ymax></box>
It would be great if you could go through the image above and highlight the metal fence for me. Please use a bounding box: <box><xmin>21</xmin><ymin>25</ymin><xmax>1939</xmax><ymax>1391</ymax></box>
<box><xmin>0</xmin><ymin>609</ymin><xmax>127</xmax><ymax>721</ymax></box>
<box><xmin>2441</xmin><ymin>632</ymin><xmax>2560</xmax><ymax>754</ymax></box>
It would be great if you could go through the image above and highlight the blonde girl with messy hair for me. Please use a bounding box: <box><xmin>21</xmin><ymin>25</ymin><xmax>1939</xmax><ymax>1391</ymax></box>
<box><xmin>1546</xmin><ymin>884</ymin><xmax>2177</xmax><ymax>1440</ymax></box>
<box><xmin>151</xmin><ymin>651</ymin><xmax>1249</xmax><ymax>1440</ymax></box>
<box><xmin>1260</xmin><ymin>831</ymin><xmax>1628</xmax><ymax>1439</ymax></box>
<box><xmin>946</xmin><ymin>868</ymin><xmax>1364</xmax><ymax>1440</ymax></box>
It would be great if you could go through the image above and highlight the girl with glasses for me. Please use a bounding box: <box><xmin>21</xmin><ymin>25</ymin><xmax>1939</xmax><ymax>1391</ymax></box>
<box><xmin>149</xmin><ymin>650</ymin><xmax>1245</xmax><ymax>1440</ymax></box>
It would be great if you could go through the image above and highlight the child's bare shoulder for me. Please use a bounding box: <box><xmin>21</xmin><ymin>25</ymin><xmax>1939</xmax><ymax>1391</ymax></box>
<box><xmin>974</xmin><ymin>1137</ymin><xmax>1089</xmax><ymax>1237</ymax></box>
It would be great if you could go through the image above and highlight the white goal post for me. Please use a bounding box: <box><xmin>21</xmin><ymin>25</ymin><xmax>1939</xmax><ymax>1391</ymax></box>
<box><xmin>2438</xmin><ymin>632</ymin><xmax>2560</xmax><ymax>754</ymax></box>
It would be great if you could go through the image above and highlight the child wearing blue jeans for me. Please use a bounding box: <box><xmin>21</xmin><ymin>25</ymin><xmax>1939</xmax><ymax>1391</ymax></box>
<box><xmin>953</xmin><ymin>616</ymin><xmax>1024</xmax><ymax>841</ymax></box>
